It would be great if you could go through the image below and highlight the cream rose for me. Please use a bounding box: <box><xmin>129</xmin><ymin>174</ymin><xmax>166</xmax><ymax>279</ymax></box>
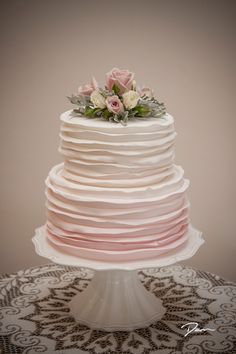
<box><xmin>90</xmin><ymin>90</ymin><xmax>106</xmax><ymax>108</ymax></box>
<box><xmin>122</xmin><ymin>90</ymin><xmax>139</xmax><ymax>110</ymax></box>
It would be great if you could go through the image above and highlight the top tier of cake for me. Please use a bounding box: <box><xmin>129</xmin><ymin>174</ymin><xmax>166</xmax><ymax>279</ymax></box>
<box><xmin>58</xmin><ymin>110</ymin><xmax>177</xmax><ymax>189</ymax></box>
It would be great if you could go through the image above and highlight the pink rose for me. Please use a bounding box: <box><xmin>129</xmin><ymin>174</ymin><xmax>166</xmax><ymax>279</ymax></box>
<box><xmin>140</xmin><ymin>87</ymin><xmax>154</xmax><ymax>98</ymax></box>
<box><xmin>106</xmin><ymin>68</ymin><xmax>134</xmax><ymax>94</ymax></box>
<box><xmin>106</xmin><ymin>95</ymin><xmax>124</xmax><ymax>115</ymax></box>
<box><xmin>78</xmin><ymin>77</ymin><xmax>98</xmax><ymax>96</ymax></box>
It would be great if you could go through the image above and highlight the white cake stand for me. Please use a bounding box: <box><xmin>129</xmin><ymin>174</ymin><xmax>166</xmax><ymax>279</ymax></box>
<box><xmin>32</xmin><ymin>224</ymin><xmax>204</xmax><ymax>331</ymax></box>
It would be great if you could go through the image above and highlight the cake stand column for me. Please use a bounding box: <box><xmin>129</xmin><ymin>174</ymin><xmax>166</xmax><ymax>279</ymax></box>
<box><xmin>68</xmin><ymin>268</ymin><xmax>166</xmax><ymax>331</ymax></box>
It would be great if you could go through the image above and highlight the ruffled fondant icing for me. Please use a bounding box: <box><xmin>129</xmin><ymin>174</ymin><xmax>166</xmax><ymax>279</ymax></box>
<box><xmin>45</xmin><ymin>110</ymin><xmax>190</xmax><ymax>261</ymax></box>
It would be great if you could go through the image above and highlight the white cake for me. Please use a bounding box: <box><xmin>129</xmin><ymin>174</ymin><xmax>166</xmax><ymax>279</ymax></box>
<box><xmin>45</xmin><ymin>110</ymin><xmax>190</xmax><ymax>261</ymax></box>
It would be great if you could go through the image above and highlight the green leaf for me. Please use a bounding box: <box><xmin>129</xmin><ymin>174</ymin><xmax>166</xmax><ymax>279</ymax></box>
<box><xmin>102</xmin><ymin>108</ymin><xmax>112</xmax><ymax>119</ymax></box>
<box><xmin>120</xmin><ymin>111</ymin><xmax>129</xmax><ymax>125</ymax></box>
<box><xmin>113</xmin><ymin>115</ymin><xmax>120</xmax><ymax>123</ymax></box>
<box><xmin>68</xmin><ymin>94</ymin><xmax>91</xmax><ymax>106</ymax></box>
<box><xmin>112</xmin><ymin>84</ymin><xmax>120</xmax><ymax>96</ymax></box>
<box><xmin>68</xmin><ymin>95</ymin><xmax>80</xmax><ymax>105</ymax></box>
<box><xmin>128</xmin><ymin>109</ymin><xmax>138</xmax><ymax>117</ymax></box>
<box><xmin>99</xmin><ymin>89</ymin><xmax>111</xmax><ymax>98</ymax></box>
<box><xmin>135</xmin><ymin>105</ymin><xmax>151</xmax><ymax>117</ymax></box>
<box><xmin>84</xmin><ymin>106</ymin><xmax>96</xmax><ymax>117</ymax></box>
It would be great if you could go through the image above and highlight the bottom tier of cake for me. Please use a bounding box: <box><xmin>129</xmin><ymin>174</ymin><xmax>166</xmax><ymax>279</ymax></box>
<box><xmin>44</xmin><ymin>162</ymin><xmax>190</xmax><ymax>262</ymax></box>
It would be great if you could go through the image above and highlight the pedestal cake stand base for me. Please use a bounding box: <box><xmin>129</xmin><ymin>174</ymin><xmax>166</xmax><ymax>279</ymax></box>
<box><xmin>32</xmin><ymin>224</ymin><xmax>204</xmax><ymax>331</ymax></box>
<box><xmin>69</xmin><ymin>269</ymin><xmax>166</xmax><ymax>331</ymax></box>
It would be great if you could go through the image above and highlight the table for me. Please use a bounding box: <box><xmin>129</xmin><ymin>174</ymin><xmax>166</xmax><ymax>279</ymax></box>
<box><xmin>0</xmin><ymin>264</ymin><xmax>235</xmax><ymax>354</ymax></box>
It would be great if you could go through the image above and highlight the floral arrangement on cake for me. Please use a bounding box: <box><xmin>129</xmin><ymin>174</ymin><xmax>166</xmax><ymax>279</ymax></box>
<box><xmin>68</xmin><ymin>68</ymin><xmax>166</xmax><ymax>125</ymax></box>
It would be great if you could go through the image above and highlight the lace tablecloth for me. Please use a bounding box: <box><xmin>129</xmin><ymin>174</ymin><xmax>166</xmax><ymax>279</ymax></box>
<box><xmin>0</xmin><ymin>264</ymin><xmax>235</xmax><ymax>354</ymax></box>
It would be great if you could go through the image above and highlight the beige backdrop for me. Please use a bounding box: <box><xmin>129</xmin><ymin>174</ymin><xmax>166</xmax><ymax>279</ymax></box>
<box><xmin>1</xmin><ymin>0</ymin><xmax>236</xmax><ymax>281</ymax></box>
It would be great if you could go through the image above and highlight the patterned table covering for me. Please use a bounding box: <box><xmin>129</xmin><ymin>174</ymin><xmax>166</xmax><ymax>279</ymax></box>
<box><xmin>0</xmin><ymin>264</ymin><xmax>235</xmax><ymax>354</ymax></box>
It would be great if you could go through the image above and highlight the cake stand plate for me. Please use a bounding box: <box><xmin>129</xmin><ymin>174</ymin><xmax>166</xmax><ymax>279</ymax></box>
<box><xmin>32</xmin><ymin>224</ymin><xmax>204</xmax><ymax>331</ymax></box>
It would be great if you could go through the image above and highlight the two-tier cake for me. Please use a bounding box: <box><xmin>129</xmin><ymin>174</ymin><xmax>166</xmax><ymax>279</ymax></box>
<box><xmin>44</xmin><ymin>68</ymin><xmax>192</xmax><ymax>262</ymax></box>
